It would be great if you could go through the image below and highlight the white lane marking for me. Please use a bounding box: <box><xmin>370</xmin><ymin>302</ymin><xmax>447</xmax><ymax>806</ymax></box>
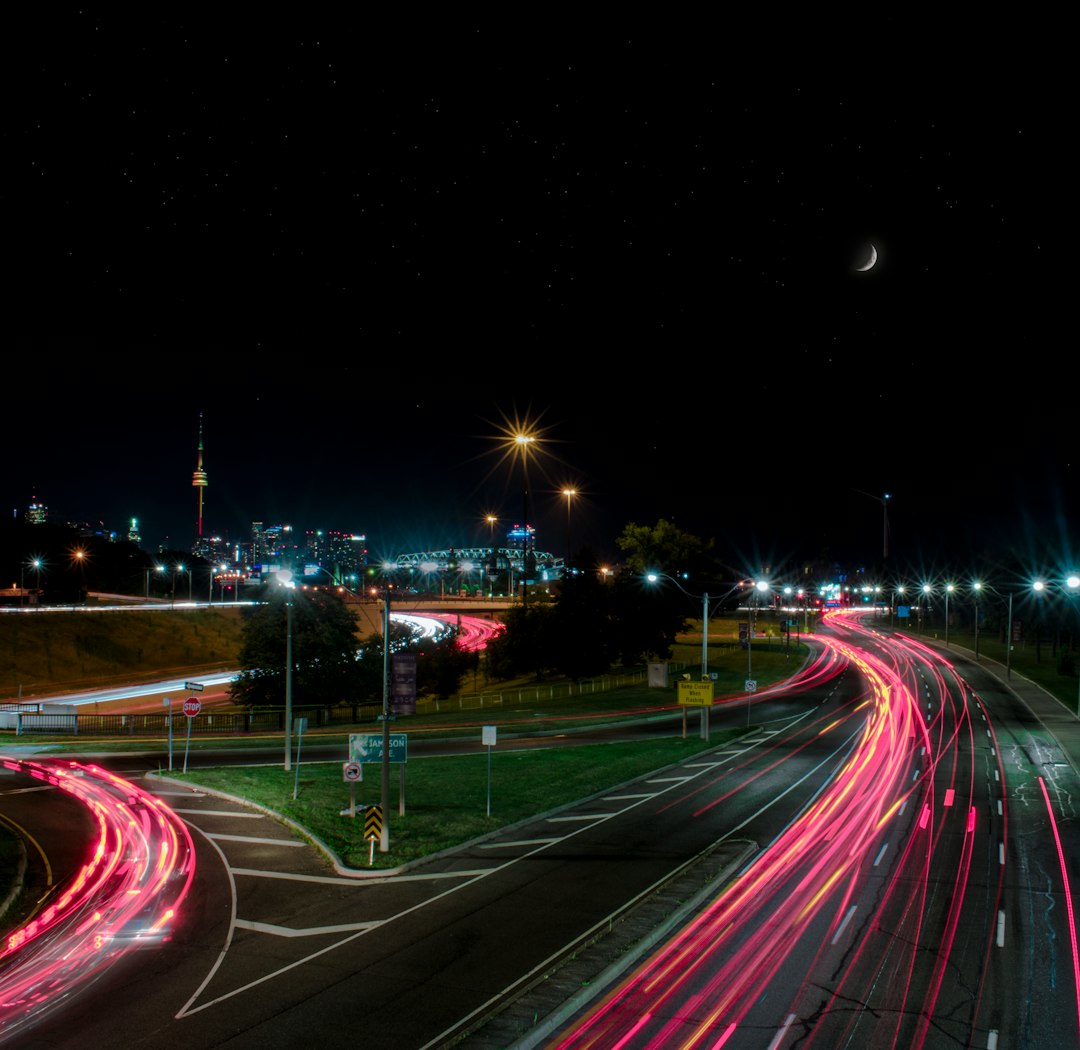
<box><xmin>873</xmin><ymin>843</ymin><xmax>889</xmax><ymax>867</ymax></box>
<box><xmin>172</xmin><ymin>808</ymin><xmax>264</xmax><ymax>818</ymax></box>
<box><xmin>547</xmin><ymin>813</ymin><xmax>614</xmax><ymax>823</ymax></box>
<box><xmin>233</xmin><ymin>918</ymin><xmax>383</xmax><ymax>937</ymax></box>
<box><xmin>996</xmin><ymin>910</ymin><xmax>1006</xmax><ymax>946</ymax></box>
<box><xmin>832</xmin><ymin>905</ymin><xmax>857</xmax><ymax>945</ymax></box>
<box><xmin>206</xmin><ymin>833</ymin><xmax>307</xmax><ymax>846</ymax></box>
<box><xmin>767</xmin><ymin>1014</ymin><xmax>798</xmax><ymax>1050</ymax></box>
<box><xmin>479</xmin><ymin>838</ymin><xmax>560</xmax><ymax>849</ymax></box>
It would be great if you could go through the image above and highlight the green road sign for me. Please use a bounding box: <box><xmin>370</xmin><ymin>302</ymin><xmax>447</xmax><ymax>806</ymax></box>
<box><xmin>349</xmin><ymin>733</ymin><xmax>408</xmax><ymax>764</ymax></box>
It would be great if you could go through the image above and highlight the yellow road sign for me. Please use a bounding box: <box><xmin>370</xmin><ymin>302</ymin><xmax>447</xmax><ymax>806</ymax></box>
<box><xmin>364</xmin><ymin>805</ymin><xmax>383</xmax><ymax>841</ymax></box>
<box><xmin>677</xmin><ymin>680</ymin><xmax>713</xmax><ymax>707</ymax></box>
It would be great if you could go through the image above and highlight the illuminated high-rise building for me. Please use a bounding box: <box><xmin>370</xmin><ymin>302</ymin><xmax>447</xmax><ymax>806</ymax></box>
<box><xmin>25</xmin><ymin>491</ymin><xmax>47</xmax><ymax>525</ymax></box>
<box><xmin>127</xmin><ymin>517</ymin><xmax>141</xmax><ymax>545</ymax></box>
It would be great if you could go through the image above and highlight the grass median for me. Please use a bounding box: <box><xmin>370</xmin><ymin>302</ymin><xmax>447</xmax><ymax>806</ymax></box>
<box><xmin>161</xmin><ymin>730</ymin><xmax>741</xmax><ymax>871</ymax></box>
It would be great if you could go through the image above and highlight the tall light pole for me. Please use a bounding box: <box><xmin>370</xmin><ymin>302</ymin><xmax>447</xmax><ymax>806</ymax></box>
<box><xmin>27</xmin><ymin>557</ymin><xmax>43</xmax><ymax>605</ymax></box>
<box><xmin>1069</xmin><ymin>574</ymin><xmax>1080</xmax><ymax>715</ymax></box>
<box><xmin>380</xmin><ymin>570</ymin><xmax>393</xmax><ymax>852</ymax></box>
<box><xmin>646</xmin><ymin>572</ymin><xmax>717</xmax><ymax>740</ymax></box>
<box><xmin>513</xmin><ymin>431</ymin><xmax>536</xmax><ymax>609</ymax></box>
<box><xmin>747</xmin><ymin>580</ymin><xmax>770</xmax><ymax>727</ymax></box>
<box><xmin>561</xmin><ymin>487</ymin><xmax>577</xmax><ymax>573</ymax></box>
<box><xmin>977</xmin><ymin>582</ymin><xmax>1014</xmax><ymax>678</ymax></box>
<box><xmin>944</xmin><ymin>583</ymin><xmax>954</xmax><ymax>646</ymax></box>
<box><xmin>973</xmin><ymin>581</ymin><xmax>982</xmax><ymax>659</ymax></box>
<box><xmin>283</xmin><ymin>581</ymin><xmax>295</xmax><ymax>772</ymax></box>
<box><xmin>484</xmin><ymin>515</ymin><xmax>498</xmax><ymax>597</ymax></box>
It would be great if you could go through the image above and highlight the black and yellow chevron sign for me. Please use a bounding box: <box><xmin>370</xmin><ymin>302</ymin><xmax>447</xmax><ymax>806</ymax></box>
<box><xmin>364</xmin><ymin>805</ymin><xmax>383</xmax><ymax>841</ymax></box>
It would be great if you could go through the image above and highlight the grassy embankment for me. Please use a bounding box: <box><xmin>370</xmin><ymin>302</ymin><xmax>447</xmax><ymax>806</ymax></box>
<box><xmin>0</xmin><ymin>604</ymin><xmax>801</xmax><ymax>881</ymax></box>
<box><xmin>4</xmin><ymin>605</ymin><xmax>1078</xmax><ymax>879</ymax></box>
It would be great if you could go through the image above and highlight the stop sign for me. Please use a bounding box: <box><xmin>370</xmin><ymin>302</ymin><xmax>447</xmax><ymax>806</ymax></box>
<box><xmin>183</xmin><ymin>697</ymin><xmax>202</xmax><ymax>717</ymax></box>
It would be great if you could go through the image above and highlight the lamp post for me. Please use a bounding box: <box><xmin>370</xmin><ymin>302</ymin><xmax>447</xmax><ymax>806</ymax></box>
<box><xmin>972</xmin><ymin>582</ymin><xmax>982</xmax><ymax>659</ymax></box>
<box><xmin>485</xmin><ymin>515</ymin><xmax>497</xmax><ymax>597</ymax></box>
<box><xmin>746</xmin><ymin>580</ymin><xmax>770</xmax><ymax>727</ymax></box>
<box><xmin>892</xmin><ymin>584</ymin><xmax>905</xmax><ymax>630</ymax></box>
<box><xmin>26</xmin><ymin>557</ymin><xmax>43</xmax><ymax>605</ymax></box>
<box><xmin>1069</xmin><ymin>575</ymin><xmax>1080</xmax><ymax>715</ymax></box>
<box><xmin>975</xmin><ymin>581</ymin><xmax>1013</xmax><ymax>678</ymax></box>
<box><xmin>380</xmin><ymin>570</ymin><xmax>393</xmax><ymax>852</ymax></box>
<box><xmin>944</xmin><ymin>583</ymin><xmax>955</xmax><ymax>646</ymax></box>
<box><xmin>921</xmin><ymin>583</ymin><xmax>932</xmax><ymax>636</ymax></box>
<box><xmin>283</xmin><ymin>578</ymin><xmax>295</xmax><ymax>772</ymax></box>
<box><xmin>646</xmin><ymin>572</ymin><xmax>716</xmax><ymax>740</ymax></box>
<box><xmin>561</xmin><ymin>487</ymin><xmax>577</xmax><ymax>573</ymax></box>
<box><xmin>513</xmin><ymin>431</ymin><xmax>536</xmax><ymax>609</ymax></box>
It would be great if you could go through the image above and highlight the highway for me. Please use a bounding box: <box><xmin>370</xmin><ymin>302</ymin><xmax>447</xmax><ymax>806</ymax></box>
<box><xmin>1</xmin><ymin>610</ymin><xmax>1077</xmax><ymax>1049</ymax></box>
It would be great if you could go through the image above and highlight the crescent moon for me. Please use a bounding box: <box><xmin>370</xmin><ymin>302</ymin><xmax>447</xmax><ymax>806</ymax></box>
<box><xmin>856</xmin><ymin>244</ymin><xmax>878</xmax><ymax>272</ymax></box>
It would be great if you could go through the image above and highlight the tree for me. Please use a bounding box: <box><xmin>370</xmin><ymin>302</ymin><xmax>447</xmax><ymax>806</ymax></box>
<box><xmin>548</xmin><ymin>550</ymin><xmax>619</xmax><ymax>679</ymax></box>
<box><xmin>414</xmin><ymin>630</ymin><xmax>479</xmax><ymax>699</ymax></box>
<box><xmin>230</xmin><ymin>587</ymin><xmax>364</xmax><ymax>709</ymax></box>
<box><xmin>484</xmin><ymin>603</ymin><xmax>557</xmax><ymax>680</ymax></box>
<box><xmin>615</xmin><ymin>519</ymin><xmax>715</xmax><ymax>578</ymax></box>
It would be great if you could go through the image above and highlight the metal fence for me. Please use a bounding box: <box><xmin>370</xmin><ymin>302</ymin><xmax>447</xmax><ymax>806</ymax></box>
<box><xmin>3</xmin><ymin>669</ymin><xmax>651</xmax><ymax>737</ymax></box>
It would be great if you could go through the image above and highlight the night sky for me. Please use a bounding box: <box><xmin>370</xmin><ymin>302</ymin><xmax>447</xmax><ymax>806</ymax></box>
<box><xmin>8</xmin><ymin>14</ymin><xmax>1074</xmax><ymax>578</ymax></box>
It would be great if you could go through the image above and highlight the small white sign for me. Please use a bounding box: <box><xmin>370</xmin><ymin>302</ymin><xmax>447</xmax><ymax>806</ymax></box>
<box><xmin>343</xmin><ymin>762</ymin><xmax>362</xmax><ymax>782</ymax></box>
<box><xmin>482</xmin><ymin>725</ymin><xmax>497</xmax><ymax>747</ymax></box>
<box><xmin>745</xmin><ymin>679</ymin><xmax>758</xmax><ymax>693</ymax></box>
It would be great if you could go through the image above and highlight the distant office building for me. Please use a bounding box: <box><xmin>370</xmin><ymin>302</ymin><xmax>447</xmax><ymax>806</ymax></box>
<box><xmin>127</xmin><ymin>517</ymin><xmax>141</xmax><ymax>545</ymax></box>
<box><xmin>252</xmin><ymin>523</ymin><xmax>298</xmax><ymax>574</ymax></box>
<box><xmin>25</xmin><ymin>494</ymin><xmax>47</xmax><ymax>525</ymax></box>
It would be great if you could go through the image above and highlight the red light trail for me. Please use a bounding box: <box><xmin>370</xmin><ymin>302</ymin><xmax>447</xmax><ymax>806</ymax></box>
<box><xmin>0</xmin><ymin>758</ymin><xmax>195</xmax><ymax>1041</ymax></box>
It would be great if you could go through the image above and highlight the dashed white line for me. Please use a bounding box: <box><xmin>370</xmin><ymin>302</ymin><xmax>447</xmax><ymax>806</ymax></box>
<box><xmin>206</xmin><ymin>833</ymin><xmax>307</xmax><ymax>846</ymax></box>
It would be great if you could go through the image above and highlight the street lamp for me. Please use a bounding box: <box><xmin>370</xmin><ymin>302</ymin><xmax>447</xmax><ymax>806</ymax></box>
<box><xmin>944</xmin><ymin>582</ymin><xmax>955</xmax><ymax>646</ymax></box>
<box><xmin>1068</xmin><ymin>574</ymin><xmax>1080</xmax><ymax>715</ymax></box>
<box><xmin>25</xmin><ymin>557</ymin><xmax>44</xmax><ymax>605</ymax></box>
<box><xmin>378</xmin><ymin>565</ymin><xmax>396</xmax><ymax>852</ymax></box>
<box><xmin>282</xmin><ymin>577</ymin><xmax>295</xmax><ymax>772</ymax></box>
<box><xmin>921</xmin><ymin>583</ymin><xmax>932</xmax><ymax>635</ymax></box>
<box><xmin>145</xmin><ymin>563</ymin><xmax>165</xmax><ymax>599</ymax></box>
<box><xmin>485</xmin><ymin>515</ymin><xmax>498</xmax><ymax>597</ymax></box>
<box><xmin>513</xmin><ymin>431</ymin><xmax>536</xmax><ymax>609</ymax></box>
<box><xmin>647</xmin><ymin>572</ymin><xmax>710</xmax><ymax>682</ymax></box>
<box><xmin>974</xmin><ymin>581</ymin><xmax>1014</xmax><ymax>678</ymax></box>
<box><xmin>892</xmin><ymin>584</ymin><xmax>906</xmax><ymax>629</ymax></box>
<box><xmin>561</xmin><ymin>487</ymin><xmax>577</xmax><ymax>572</ymax></box>
<box><xmin>647</xmin><ymin>571</ymin><xmax>726</xmax><ymax>741</ymax></box>
<box><xmin>1034</xmin><ymin>575</ymin><xmax>1080</xmax><ymax>714</ymax></box>
<box><xmin>747</xmin><ymin>579</ymin><xmax>770</xmax><ymax>681</ymax></box>
<box><xmin>972</xmin><ymin>581</ymin><xmax>982</xmax><ymax>659</ymax></box>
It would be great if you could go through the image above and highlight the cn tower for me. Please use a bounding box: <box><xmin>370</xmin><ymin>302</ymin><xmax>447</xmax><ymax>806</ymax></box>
<box><xmin>192</xmin><ymin>413</ymin><xmax>208</xmax><ymax>541</ymax></box>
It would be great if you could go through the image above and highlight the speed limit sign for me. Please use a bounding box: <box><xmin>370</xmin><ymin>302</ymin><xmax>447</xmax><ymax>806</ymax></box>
<box><xmin>343</xmin><ymin>761</ymin><xmax>362</xmax><ymax>782</ymax></box>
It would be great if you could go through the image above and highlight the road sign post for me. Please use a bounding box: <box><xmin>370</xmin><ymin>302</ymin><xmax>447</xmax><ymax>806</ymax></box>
<box><xmin>163</xmin><ymin>696</ymin><xmax>173</xmax><ymax>771</ymax></box>
<box><xmin>364</xmin><ymin>805</ymin><xmax>383</xmax><ymax>866</ymax></box>
<box><xmin>744</xmin><ymin>678</ymin><xmax>757</xmax><ymax>727</ymax></box>
<box><xmin>292</xmin><ymin>717</ymin><xmax>308</xmax><ymax>800</ymax></box>
<box><xmin>182</xmin><ymin>696</ymin><xmax>202</xmax><ymax>773</ymax></box>
<box><xmin>482</xmin><ymin>725</ymin><xmax>497</xmax><ymax>816</ymax></box>
<box><xmin>343</xmin><ymin>761</ymin><xmax>362</xmax><ymax>817</ymax></box>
